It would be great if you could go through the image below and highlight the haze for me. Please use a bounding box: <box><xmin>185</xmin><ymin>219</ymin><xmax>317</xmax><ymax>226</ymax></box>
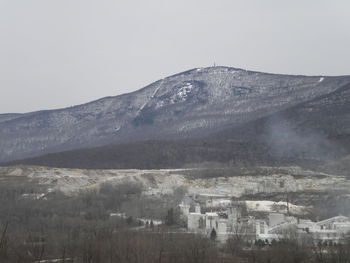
<box><xmin>1</xmin><ymin>0</ymin><xmax>350</xmax><ymax>113</ymax></box>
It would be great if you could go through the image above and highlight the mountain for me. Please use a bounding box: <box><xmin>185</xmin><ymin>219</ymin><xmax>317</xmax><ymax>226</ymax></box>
<box><xmin>1</xmin><ymin>66</ymin><xmax>350</xmax><ymax>163</ymax></box>
<box><xmin>215</xmin><ymin>79</ymin><xmax>350</xmax><ymax>160</ymax></box>
<box><xmin>0</xmin><ymin>113</ymin><xmax>24</xmax><ymax>123</ymax></box>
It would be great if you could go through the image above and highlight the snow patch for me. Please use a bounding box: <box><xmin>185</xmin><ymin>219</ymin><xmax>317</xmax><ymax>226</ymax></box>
<box><xmin>177</xmin><ymin>83</ymin><xmax>193</xmax><ymax>98</ymax></box>
<box><xmin>155</xmin><ymin>82</ymin><xmax>195</xmax><ymax>109</ymax></box>
<box><xmin>138</xmin><ymin>80</ymin><xmax>164</xmax><ymax>113</ymax></box>
<box><xmin>169</xmin><ymin>82</ymin><xmax>194</xmax><ymax>104</ymax></box>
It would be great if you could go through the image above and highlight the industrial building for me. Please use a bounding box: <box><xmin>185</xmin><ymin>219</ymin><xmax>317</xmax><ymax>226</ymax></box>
<box><xmin>184</xmin><ymin>201</ymin><xmax>350</xmax><ymax>244</ymax></box>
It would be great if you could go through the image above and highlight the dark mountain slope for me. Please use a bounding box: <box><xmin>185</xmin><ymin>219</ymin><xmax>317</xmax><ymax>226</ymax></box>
<box><xmin>7</xmin><ymin>81</ymin><xmax>350</xmax><ymax>170</ymax></box>
<box><xmin>322</xmin><ymin>155</ymin><xmax>350</xmax><ymax>176</ymax></box>
<box><xmin>216</xmin><ymin>82</ymin><xmax>350</xmax><ymax>160</ymax></box>
<box><xmin>4</xmin><ymin>139</ymin><xmax>314</xmax><ymax>170</ymax></box>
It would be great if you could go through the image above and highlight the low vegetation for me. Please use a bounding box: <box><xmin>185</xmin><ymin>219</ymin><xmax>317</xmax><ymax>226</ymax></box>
<box><xmin>3</xmin><ymin>139</ymin><xmax>323</xmax><ymax>170</ymax></box>
<box><xmin>1</xmin><ymin>178</ymin><xmax>350</xmax><ymax>262</ymax></box>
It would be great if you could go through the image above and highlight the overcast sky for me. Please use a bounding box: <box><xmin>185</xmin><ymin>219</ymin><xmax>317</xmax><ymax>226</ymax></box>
<box><xmin>1</xmin><ymin>0</ymin><xmax>350</xmax><ymax>113</ymax></box>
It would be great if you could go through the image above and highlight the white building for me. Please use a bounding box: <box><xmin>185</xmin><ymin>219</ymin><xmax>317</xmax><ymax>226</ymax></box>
<box><xmin>269</xmin><ymin>213</ymin><xmax>285</xmax><ymax>228</ymax></box>
<box><xmin>298</xmin><ymin>216</ymin><xmax>350</xmax><ymax>244</ymax></box>
<box><xmin>187</xmin><ymin>206</ymin><xmax>230</xmax><ymax>237</ymax></box>
<box><xmin>188</xmin><ymin>213</ymin><xmax>205</xmax><ymax>232</ymax></box>
<box><xmin>257</xmin><ymin>214</ymin><xmax>350</xmax><ymax>244</ymax></box>
<box><xmin>205</xmin><ymin>212</ymin><xmax>219</xmax><ymax>232</ymax></box>
<box><xmin>184</xmin><ymin>198</ymin><xmax>350</xmax><ymax>245</ymax></box>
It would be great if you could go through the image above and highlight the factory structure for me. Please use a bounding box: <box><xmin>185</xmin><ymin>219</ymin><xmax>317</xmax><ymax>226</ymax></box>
<box><xmin>179</xmin><ymin>195</ymin><xmax>350</xmax><ymax>244</ymax></box>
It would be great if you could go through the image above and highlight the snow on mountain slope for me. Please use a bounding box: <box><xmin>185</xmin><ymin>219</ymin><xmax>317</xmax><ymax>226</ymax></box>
<box><xmin>1</xmin><ymin>66</ymin><xmax>350</xmax><ymax>162</ymax></box>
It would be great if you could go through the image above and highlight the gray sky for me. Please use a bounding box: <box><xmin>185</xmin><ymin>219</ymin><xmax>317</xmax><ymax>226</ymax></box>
<box><xmin>1</xmin><ymin>0</ymin><xmax>350</xmax><ymax>113</ymax></box>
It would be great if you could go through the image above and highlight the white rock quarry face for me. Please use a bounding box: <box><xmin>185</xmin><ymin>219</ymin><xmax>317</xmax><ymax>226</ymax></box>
<box><xmin>185</xmin><ymin>175</ymin><xmax>301</xmax><ymax>197</ymax></box>
<box><xmin>1</xmin><ymin>166</ymin><xmax>350</xmax><ymax>198</ymax></box>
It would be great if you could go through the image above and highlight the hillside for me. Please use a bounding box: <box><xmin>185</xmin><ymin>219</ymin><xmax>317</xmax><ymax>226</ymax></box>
<box><xmin>1</xmin><ymin>66</ymin><xmax>350</xmax><ymax>163</ymax></box>
<box><xmin>0</xmin><ymin>113</ymin><xmax>23</xmax><ymax>123</ymax></box>
<box><xmin>215</xmin><ymin>81</ymin><xmax>350</xmax><ymax>159</ymax></box>
<box><xmin>4</xmin><ymin>139</ymin><xmax>301</xmax><ymax>170</ymax></box>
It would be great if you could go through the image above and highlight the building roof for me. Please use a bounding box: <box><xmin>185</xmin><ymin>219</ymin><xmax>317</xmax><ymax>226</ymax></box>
<box><xmin>206</xmin><ymin>212</ymin><xmax>219</xmax><ymax>217</ymax></box>
<box><xmin>316</xmin><ymin>216</ymin><xmax>349</xmax><ymax>226</ymax></box>
<box><xmin>189</xmin><ymin>213</ymin><xmax>203</xmax><ymax>216</ymax></box>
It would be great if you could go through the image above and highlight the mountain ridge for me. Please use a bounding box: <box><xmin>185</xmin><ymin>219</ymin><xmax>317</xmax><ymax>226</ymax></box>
<box><xmin>2</xmin><ymin>66</ymin><xmax>347</xmax><ymax>117</ymax></box>
<box><xmin>1</xmin><ymin>66</ymin><xmax>350</xmax><ymax>163</ymax></box>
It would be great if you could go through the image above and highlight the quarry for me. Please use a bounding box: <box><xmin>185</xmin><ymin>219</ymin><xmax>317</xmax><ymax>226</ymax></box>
<box><xmin>1</xmin><ymin>163</ymin><xmax>350</xmax><ymax>261</ymax></box>
<box><xmin>1</xmin><ymin>165</ymin><xmax>349</xmax><ymax>195</ymax></box>
<box><xmin>1</xmin><ymin>164</ymin><xmax>349</xmax><ymax>217</ymax></box>
<box><xmin>2</xmin><ymin>165</ymin><xmax>349</xmax><ymax>225</ymax></box>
